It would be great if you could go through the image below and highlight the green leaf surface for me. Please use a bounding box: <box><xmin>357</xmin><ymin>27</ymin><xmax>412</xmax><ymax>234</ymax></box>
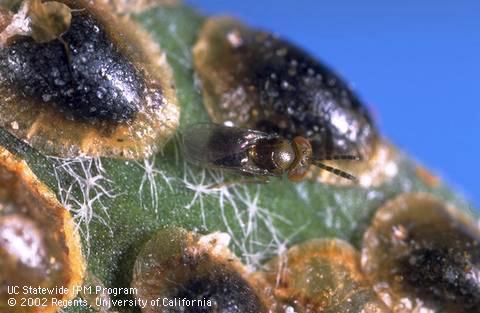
<box><xmin>0</xmin><ymin>3</ymin><xmax>476</xmax><ymax>313</ymax></box>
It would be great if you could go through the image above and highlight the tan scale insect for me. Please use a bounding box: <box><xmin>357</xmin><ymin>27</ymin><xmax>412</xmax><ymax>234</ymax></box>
<box><xmin>0</xmin><ymin>146</ymin><xmax>85</xmax><ymax>313</ymax></box>
<box><xmin>258</xmin><ymin>238</ymin><xmax>390</xmax><ymax>313</ymax></box>
<box><xmin>361</xmin><ymin>193</ymin><xmax>480</xmax><ymax>313</ymax></box>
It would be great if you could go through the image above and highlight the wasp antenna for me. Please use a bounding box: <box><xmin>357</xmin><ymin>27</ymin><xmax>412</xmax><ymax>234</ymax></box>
<box><xmin>318</xmin><ymin>155</ymin><xmax>362</xmax><ymax>161</ymax></box>
<box><xmin>314</xmin><ymin>162</ymin><xmax>358</xmax><ymax>182</ymax></box>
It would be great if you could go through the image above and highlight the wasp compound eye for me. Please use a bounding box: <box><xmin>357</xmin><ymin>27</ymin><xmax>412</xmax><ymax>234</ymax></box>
<box><xmin>132</xmin><ymin>228</ymin><xmax>272</xmax><ymax>313</ymax></box>
<box><xmin>361</xmin><ymin>193</ymin><xmax>480</xmax><ymax>312</ymax></box>
<box><xmin>193</xmin><ymin>17</ymin><xmax>399</xmax><ymax>187</ymax></box>
<box><xmin>0</xmin><ymin>0</ymin><xmax>179</xmax><ymax>159</ymax></box>
<box><xmin>260</xmin><ymin>238</ymin><xmax>389</xmax><ymax>313</ymax></box>
<box><xmin>0</xmin><ymin>147</ymin><xmax>85</xmax><ymax>313</ymax></box>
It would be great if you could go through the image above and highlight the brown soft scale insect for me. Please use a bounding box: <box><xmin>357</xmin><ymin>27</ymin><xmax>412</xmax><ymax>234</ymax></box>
<box><xmin>194</xmin><ymin>17</ymin><xmax>376</xmax><ymax>161</ymax></box>
<box><xmin>0</xmin><ymin>0</ymin><xmax>179</xmax><ymax>159</ymax></box>
<box><xmin>259</xmin><ymin>238</ymin><xmax>390</xmax><ymax>313</ymax></box>
<box><xmin>0</xmin><ymin>146</ymin><xmax>85</xmax><ymax>313</ymax></box>
<box><xmin>132</xmin><ymin>228</ymin><xmax>273</xmax><ymax>313</ymax></box>
<box><xmin>183</xmin><ymin>123</ymin><xmax>360</xmax><ymax>182</ymax></box>
<box><xmin>193</xmin><ymin>16</ymin><xmax>399</xmax><ymax>187</ymax></box>
<box><xmin>362</xmin><ymin>193</ymin><xmax>480</xmax><ymax>313</ymax></box>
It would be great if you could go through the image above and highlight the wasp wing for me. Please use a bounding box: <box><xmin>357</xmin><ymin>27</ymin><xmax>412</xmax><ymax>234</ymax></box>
<box><xmin>182</xmin><ymin>123</ymin><xmax>277</xmax><ymax>176</ymax></box>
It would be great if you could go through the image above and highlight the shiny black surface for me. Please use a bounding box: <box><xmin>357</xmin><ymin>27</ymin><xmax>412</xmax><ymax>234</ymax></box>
<box><xmin>0</xmin><ymin>11</ymin><xmax>145</xmax><ymax>122</ymax></box>
<box><xmin>195</xmin><ymin>18</ymin><xmax>378</xmax><ymax>159</ymax></box>
<box><xmin>243</xmin><ymin>31</ymin><xmax>375</xmax><ymax>158</ymax></box>
<box><xmin>175</xmin><ymin>262</ymin><xmax>267</xmax><ymax>313</ymax></box>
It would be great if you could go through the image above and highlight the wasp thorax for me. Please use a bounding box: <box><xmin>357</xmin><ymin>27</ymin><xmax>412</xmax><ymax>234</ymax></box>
<box><xmin>361</xmin><ymin>193</ymin><xmax>480</xmax><ymax>313</ymax></box>
<box><xmin>0</xmin><ymin>147</ymin><xmax>84</xmax><ymax>313</ymax></box>
<box><xmin>271</xmin><ymin>140</ymin><xmax>296</xmax><ymax>170</ymax></box>
<box><xmin>260</xmin><ymin>238</ymin><xmax>390</xmax><ymax>313</ymax></box>
<box><xmin>0</xmin><ymin>0</ymin><xmax>179</xmax><ymax>158</ymax></box>
<box><xmin>193</xmin><ymin>17</ymin><xmax>400</xmax><ymax>187</ymax></box>
<box><xmin>248</xmin><ymin>138</ymin><xmax>295</xmax><ymax>175</ymax></box>
<box><xmin>132</xmin><ymin>228</ymin><xmax>271</xmax><ymax>313</ymax></box>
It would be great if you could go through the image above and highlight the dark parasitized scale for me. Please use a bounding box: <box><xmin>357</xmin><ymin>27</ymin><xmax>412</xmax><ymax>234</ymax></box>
<box><xmin>193</xmin><ymin>17</ymin><xmax>398</xmax><ymax>187</ymax></box>
<box><xmin>0</xmin><ymin>0</ymin><xmax>179</xmax><ymax>159</ymax></box>
<box><xmin>132</xmin><ymin>228</ymin><xmax>274</xmax><ymax>313</ymax></box>
<box><xmin>193</xmin><ymin>17</ymin><xmax>376</xmax><ymax>161</ymax></box>
<box><xmin>0</xmin><ymin>10</ymin><xmax>145</xmax><ymax>122</ymax></box>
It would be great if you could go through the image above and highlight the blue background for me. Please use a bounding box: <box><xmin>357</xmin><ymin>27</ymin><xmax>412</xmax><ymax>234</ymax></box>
<box><xmin>188</xmin><ymin>0</ymin><xmax>480</xmax><ymax>207</ymax></box>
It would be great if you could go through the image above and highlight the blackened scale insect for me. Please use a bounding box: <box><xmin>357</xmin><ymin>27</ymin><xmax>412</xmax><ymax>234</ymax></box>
<box><xmin>193</xmin><ymin>17</ymin><xmax>399</xmax><ymax>187</ymax></box>
<box><xmin>0</xmin><ymin>0</ymin><xmax>179</xmax><ymax>159</ymax></box>
<box><xmin>132</xmin><ymin>227</ymin><xmax>274</xmax><ymax>313</ymax></box>
<box><xmin>183</xmin><ymin>123</ymin><xmax>359</xmax><ymax>182</ymax></box>
<box><xmin>194</xmin><ymin>17</ymin><xmax>376</xmax><ymax>161</ymax></box>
